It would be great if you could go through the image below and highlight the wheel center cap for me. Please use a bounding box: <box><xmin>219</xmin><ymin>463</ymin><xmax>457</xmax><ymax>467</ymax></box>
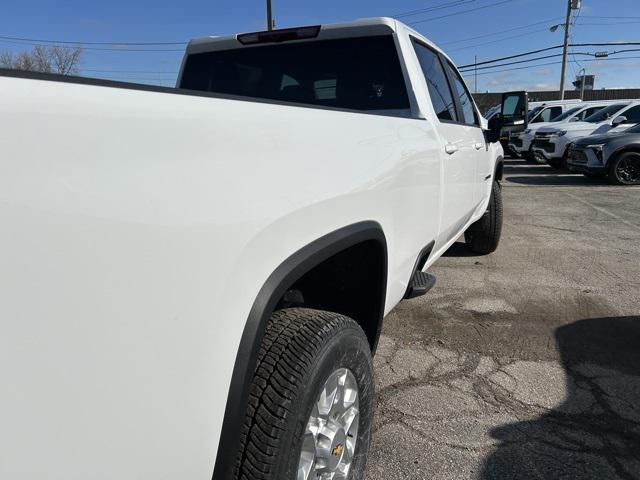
<box><xmin>326</xmin><ymin>427</ymin><xmax>347</xmax><ymax>470</ymax></box>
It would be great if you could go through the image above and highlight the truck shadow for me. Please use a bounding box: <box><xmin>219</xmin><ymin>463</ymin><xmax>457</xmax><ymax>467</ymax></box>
<box><xmin>506</xmin><ymin>175</ymin><xmax>610</xmax><ymax>187</ymax></box>
<box><xmin>442</xmin><ymin>241</ymin><xmax>483</xmax><ymax>257</ymax></box>
<box><xmin>481</xmin><ymin>316</ymin><xmax>640</xmax><ymax>480</ymax></box>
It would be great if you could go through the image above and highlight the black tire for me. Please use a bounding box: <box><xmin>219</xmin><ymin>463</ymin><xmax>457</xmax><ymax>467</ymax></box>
<box><xmin>547</xmin><ymin>157</ymin><xmax>565</xmax><ymax>169</ymax></box>
<box><xmin>465</xmin><ymin>180</ymin><xmax>503</xmax><ymax>254</ymax></box>
<box><xmin>235</xmin><ymin>308</ymin><xmax>374</xmax><ymax>480</ymax></box>
<box><xmin>607</xmin><ymin>151</ymin><xmax>640</xmax><ymax>185</ymax></box>
<box><xmin>522</xmin><ymin>150</ymin><xmax>536</xmax><ymax>163</ymax></box>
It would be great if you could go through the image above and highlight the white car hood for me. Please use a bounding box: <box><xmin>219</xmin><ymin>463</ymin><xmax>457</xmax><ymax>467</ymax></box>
<box><xmin>536</xmin><ymin>121</ymin><xmax>594</xmax><ymax>133</ymax></box>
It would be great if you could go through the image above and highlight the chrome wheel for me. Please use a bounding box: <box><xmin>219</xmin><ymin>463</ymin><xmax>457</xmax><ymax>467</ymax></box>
<box><xmin>297</xmin><ymin>368</ymin><xmax>360</xmax><ymax>480</ymax></box>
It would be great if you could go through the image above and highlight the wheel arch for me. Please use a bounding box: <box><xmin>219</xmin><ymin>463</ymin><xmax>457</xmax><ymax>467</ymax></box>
<box><xmin>212</xmin><ymin>221</ymin><xmax>387</xmax><ymax>479</ymax></box>
<box><xmin>608</xmin><ymin>145</ymin><xmax>640</xmax><ymax>170</ymax></box>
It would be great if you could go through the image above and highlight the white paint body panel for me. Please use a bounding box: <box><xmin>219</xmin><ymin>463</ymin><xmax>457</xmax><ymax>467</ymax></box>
<box><xmin>0</xmin><ymin>18</ymin><xmax>499</xmax><ymax>479</ymax></box>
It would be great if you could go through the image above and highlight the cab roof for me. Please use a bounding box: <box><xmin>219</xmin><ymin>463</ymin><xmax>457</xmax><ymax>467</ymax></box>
<box><xmin>186</xmin><ymin>17</ymin><xmax>444</xmax><ymax>58</ymax></box>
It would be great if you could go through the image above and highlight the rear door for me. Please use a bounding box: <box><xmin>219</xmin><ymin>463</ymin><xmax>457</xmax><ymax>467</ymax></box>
<box><xmin>411</xmin><ymin>39</ymin><xmax>478</xmax><ymax>244</ymax></box>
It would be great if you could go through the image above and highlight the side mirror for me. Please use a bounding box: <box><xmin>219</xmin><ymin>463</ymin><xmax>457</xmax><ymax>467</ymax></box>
<box><xmin>500</xmin><ymin>90</ymin><xmax>528</xmax><ymax>135</ymax></box>
<box><xmin>612</xmin><ymin>116</ymin><xmax>627</xmax><ymax>127</ymax></box>
<box><xmin>485</xmin><ymin>114</ymin><xmax>502</xmax><ymax>143</ymax></box>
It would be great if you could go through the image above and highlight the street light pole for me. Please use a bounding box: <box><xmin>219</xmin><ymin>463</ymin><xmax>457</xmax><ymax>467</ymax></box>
<box><xmin>559</xmin><ymin>0</ymin><xmax>572</xmax><ymax>100</ymax></box>
<box><xmin>267</xmin><ymin>0</ymin><xmax>274</xmax><ymax>31</ymax></box>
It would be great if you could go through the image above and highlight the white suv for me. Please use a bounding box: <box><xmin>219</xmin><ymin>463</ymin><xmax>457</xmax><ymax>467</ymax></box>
<box><xmin>532</xmin><ymin>101</ymin><xmax>640</xmax><ymax>168</ymax></box>
<box><xmin>509</xmin><ymin>102</ymin><xmax>609</xmax><ymax>162</ymax></box>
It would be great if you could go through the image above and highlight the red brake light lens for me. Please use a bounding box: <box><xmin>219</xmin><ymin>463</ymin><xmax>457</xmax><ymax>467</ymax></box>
<box><xmin>237</xmin><ymin>26</ymin><xmax>321</xmax><ymax>45</ymax></box>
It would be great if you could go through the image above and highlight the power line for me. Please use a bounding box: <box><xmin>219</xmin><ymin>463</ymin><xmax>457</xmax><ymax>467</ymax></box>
<box><xmin>392</xmin><ymin>0</ymin><xmax>476</xmax><ymax>19</ymax></box>
<box><xmin>0</xmin><ymin>34</ymin><xmax>187</xmax><ymax>45</ymax></box>
<box><xmin>459</xmin><ymin>45</ymin><xmax>562</xmax><ymax>68</ymax></box>
<box><xmin>447</xmin><ymin>28</ymin><xmax>551</xmax><ymax>53</ymax></box>
<box><xmin>458</xmin><ymin>41</ymin><xmax>640</xmax><ymax>69</ymax></box>
<box><xmin>461</xmin><ymin>47</ymin><xmax>640</xmax><ymax>73</ymax></box>
<box><xmin>439</xmin><ymin>16</ymin><xmax>564</xmax><ymax>45</ymax></box>
<box><xmin>409</xmin><ymin>0</ymin><xmax>516</xmax><ymax>24</ymax></box>
<box><xmin>462</xmin><ymin>55</ymin><xmax>640</xmax><ymax>78</ymax></box>
<box><xmin>0</xmin><ymin>39</ymin><xmax>184</xmax><ymax>52</ymax></box>
<box><xmin>462</xmin><ymin>52</ymin><xmax>595</xmax><ymax>72</ymax></box>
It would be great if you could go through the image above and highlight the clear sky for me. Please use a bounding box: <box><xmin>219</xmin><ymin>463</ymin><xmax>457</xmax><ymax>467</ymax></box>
<box><xmin>3</xmin><ymin>0</ymin><xmax>640</xmax><ymax>91</ymax></box>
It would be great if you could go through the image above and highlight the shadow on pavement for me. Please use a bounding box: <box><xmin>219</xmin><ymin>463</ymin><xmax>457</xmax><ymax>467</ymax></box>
<box><xmin>506</xmin><ymin>175</ymin><xmax>609</xmax><ymax>186</ymax></box>
<box><xmin>481</xmin><ymin>316</ymin><xmax>640</xmax><ymax>480</ymax></box>
<box><xmin>442</xmin><ymin>241</ymin><xmax>483</xmax><ymax>257</ymax></box>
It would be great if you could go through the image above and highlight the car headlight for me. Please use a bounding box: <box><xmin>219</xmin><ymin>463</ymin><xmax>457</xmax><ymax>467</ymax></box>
<box><xmin>523</xmin><ymin>129</ymin><xmax>531</xmax><ymax>135</ymax></box>
<box><xmin>550</xmin><ymin>130</ymin><xmax>567</xmax><ymax>137</ymax></box>
<box><xmin>586</xmin><ymin>143</ymin><xmax>606</xmax><ymax>162</ymax></box>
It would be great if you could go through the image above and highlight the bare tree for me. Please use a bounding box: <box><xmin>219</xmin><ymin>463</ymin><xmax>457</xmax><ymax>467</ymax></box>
<box><xmin>0</xmin><ymin>45</ymin><xmax>83</xmax><ymax>75</ymax></box>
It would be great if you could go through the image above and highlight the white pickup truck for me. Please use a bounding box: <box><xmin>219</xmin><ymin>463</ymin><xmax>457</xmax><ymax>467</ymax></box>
<box><xmin>0</xmin><ymin>17</ymin><xmax>515</xmax><ymax>480</ymax></box>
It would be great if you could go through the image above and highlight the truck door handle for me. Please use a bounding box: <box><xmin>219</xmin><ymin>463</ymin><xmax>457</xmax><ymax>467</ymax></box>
<box><xmin>474</xmin><ymin>142</ymin><xmax>484</xmax><ymax>150</ymax></box>
<box><xmin>445</xmin><ymin>144</ymin><xmax>458</xmax><ymax>155</ymax></box>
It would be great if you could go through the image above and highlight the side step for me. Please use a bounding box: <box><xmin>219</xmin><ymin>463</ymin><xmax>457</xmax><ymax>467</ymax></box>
<box><xmin>404</xmin><ymin>271</ymin><xmax>436</xmax><ymax>299</ymax></box>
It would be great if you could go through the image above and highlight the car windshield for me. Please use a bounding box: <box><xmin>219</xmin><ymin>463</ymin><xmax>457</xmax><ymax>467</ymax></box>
<box><xmin>584</xmin><ymin>104</ymin><xmax>628</xmax><ymax>123</ymax></box>
<box><xmin>551</xmin><ymin>106</ymin><xmax>581</xmax><ymax>122</ymax></box>
<box><xmin>527</xmin><ymin>106</ymin><xmax>543</xmax><ymax>120</ymax></box>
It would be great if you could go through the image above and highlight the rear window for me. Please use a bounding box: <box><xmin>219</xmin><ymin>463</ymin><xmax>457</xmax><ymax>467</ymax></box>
<box><xmin>180</xmin><ymin>36</ymin><xmax>411</xmax><ymax>114</ymax></box>
<box><xmin>584</xmin><ymin>104</ymin><xmax>627</xmax><ymax>123</ymax></box>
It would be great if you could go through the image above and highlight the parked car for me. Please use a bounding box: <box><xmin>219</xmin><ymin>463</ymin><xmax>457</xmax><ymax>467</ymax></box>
<box><xmin>532</xmin><ymin>101</ymin><xmax>640</xmax><ymax>168</ymax></box>
<box><xmin>509</xmin><ymin>102</ymin><xmax>609</xmax><ymax>162</ymax></box>
<box><xmin>568</xmin><ymin>122</ymin><xmax>640</xmax><ymax>185</ymax></box>
<box><xmin>0</xmin><ymin>17</ymin><xmax>520</xmax><ymax>480</ymax></box>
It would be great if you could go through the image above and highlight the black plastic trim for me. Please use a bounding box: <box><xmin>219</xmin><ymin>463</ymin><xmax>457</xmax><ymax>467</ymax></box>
<box><xmin>0</xmin><ymin>68</ymin><xmax>421</xmax><ymax>120</ymax></box>
<box><xmin>403</xmin><ymin>241</ymin><xmax>435</xmax><ymax>299</ymax></box>
<box><xmin>212</xmin><ymin>221</ymin><xmax>387</xmax><ymax>480</ymax></box>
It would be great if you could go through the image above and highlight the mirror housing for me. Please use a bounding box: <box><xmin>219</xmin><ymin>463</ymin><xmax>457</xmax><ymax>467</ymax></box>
<box><xmin>500</xmin><ymin>91</ymin><xmax>528</xmax><ymax>135</ymax></box>
<box><xmin>612</xmin><ymin>115</ymin><xmax>627</xmax><ymax>127</ymax></box>
<box><xmin>485</xmin><ymin>113</ymin><xmax>503</xmax><ymax>144</ymax></box>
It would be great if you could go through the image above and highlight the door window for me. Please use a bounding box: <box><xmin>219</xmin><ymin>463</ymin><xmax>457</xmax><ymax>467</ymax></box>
<box><xmin>579</xmin><ymin>106</ymin><xmax>603</xmax><ymax>120</ymax></box>
<box><xmin>444</xmin><ymin>61</ymin><xmax>478</xmax><ymax>126</ymax></box>
<box><xmin>532</xmin><ymin>106</ymin><xmax>562</xmax><ymax>123</ymax></box>
<box><xmin>412</xmin><ymin>40</ymin><xmax>457</xmax><ymax>122</ymax></box>
<box><xmin>621</xmin><ymin>105</ymin><xmax>640</xmax><ymax>123</ymax></box>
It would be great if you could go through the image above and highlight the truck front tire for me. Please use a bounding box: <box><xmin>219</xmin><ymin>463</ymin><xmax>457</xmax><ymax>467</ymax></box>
<box><xmin>465</xmin><ymin>180</ymin><xmax>503</xmax><ymax>254</ymax></box>
<box><xmin>235</xmin><ymin>308</ymin><xmax>374</xmax><ymax>480</ymax></box>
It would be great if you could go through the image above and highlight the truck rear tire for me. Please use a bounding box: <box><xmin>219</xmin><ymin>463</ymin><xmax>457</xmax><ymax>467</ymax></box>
<box><xmin>464</xmin><ymin>180</ymin><xmax>503</xmax><ymax>254</ymax></box>
<box><xmin>235</xmin><ymin>308</ymin><xmax>374</xmax><ymax>480</ymax></box>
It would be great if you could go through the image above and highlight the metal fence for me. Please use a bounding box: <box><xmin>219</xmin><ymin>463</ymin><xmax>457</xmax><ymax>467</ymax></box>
<box><xmin>473</xmin><ymin>89</ymin><xmax>640</xmax><ymax>115</ymax></box>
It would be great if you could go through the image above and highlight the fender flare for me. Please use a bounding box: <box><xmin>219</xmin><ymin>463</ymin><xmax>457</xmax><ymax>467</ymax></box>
<box><xmin>212</xmin><ymin>221</ymin><xmax>387</xmax><ymax>479</ymax></box>
<box><xmin>494</xmin><ymin>156</ymin><xmax>504</xmax><ymax>181</ymax></box>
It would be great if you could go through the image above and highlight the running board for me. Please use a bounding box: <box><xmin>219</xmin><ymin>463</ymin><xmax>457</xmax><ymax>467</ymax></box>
<box><xmin>404</xmin><ymin>271</ymin><xmax>436</xmax><ymax>299</ymax></box>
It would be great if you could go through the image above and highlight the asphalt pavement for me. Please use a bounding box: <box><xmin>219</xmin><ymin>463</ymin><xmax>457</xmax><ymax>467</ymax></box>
<box><xmin>366</xmin><ymin>159</ymin><xmax>640</xmax><ymax>480</ymax></box>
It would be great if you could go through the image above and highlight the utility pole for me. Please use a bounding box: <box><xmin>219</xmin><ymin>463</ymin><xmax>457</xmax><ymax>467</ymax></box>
<box><xmin>267</xmin><ymin>0</ymin><xmax>274</xmax><ymax>31</ymax></box>
<box><xmin>474</xmin><ymin>55</ymin><xmax>478</xmax><ymax>94</ymax></box>
<box><xmin>559</xmin><ymin>0</ymin><xmax>580</xmax><ymax>99</ymax></box>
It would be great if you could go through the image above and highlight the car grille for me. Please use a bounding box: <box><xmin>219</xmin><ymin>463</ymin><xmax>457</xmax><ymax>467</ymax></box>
<box><xmin>532</xmin><ymin>138</ymin><xmax>555</xmax><ymax>153</ymax></box>
<box><xmin>569</xmin><ymin>148</ymin><xmax>588</xmax><ymax>165</ymax></box>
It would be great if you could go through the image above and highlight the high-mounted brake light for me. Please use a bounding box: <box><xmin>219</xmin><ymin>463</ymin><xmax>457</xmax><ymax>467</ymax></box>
<box><xmin>237</xmin><ymin>25</ymin><xmax>321</xmax><ymax>45</ymax></box>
